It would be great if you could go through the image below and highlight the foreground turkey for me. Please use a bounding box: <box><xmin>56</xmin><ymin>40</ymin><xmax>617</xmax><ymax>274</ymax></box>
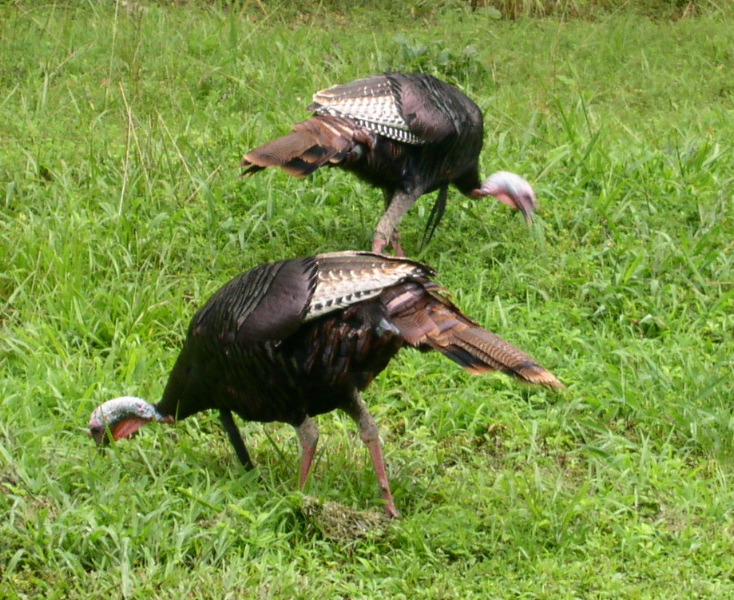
<box><xmin>242</xmin><ymin>73</ymin><xmax>537</xmax><ymax>255</ymax></box>
<box><xmin>89</xmin><ymin>251</ymin><xmax>562</xmax><ymax>518</ymax></box>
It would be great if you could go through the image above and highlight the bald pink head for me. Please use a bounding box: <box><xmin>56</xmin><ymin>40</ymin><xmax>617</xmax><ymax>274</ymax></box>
<box><xmin>476</xmin><ymin>171</ymin><xmax>537</xmax><ymax>223</ymax></box>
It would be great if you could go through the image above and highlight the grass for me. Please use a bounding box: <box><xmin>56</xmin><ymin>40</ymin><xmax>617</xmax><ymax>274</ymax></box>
<box><xmin>2</xmin><ymin>1</ymin><xmax>734</xmax><ymax>598</ymax></box>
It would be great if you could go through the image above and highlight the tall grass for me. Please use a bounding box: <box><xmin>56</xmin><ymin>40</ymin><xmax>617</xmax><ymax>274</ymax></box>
<box><xmin>2</xmin><ymin>2</ymin><xmax>733</xmax><ymax>598</ymax></box>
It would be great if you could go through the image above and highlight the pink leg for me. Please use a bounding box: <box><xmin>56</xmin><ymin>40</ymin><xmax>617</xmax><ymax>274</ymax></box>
<box><xmin>372</xmin><ymin>237</ymin><xmax>388</xmax><ymax>255</ymax></box>
<box><xmin>371</xmin><ymin>233</ymin><xmax>404</xmax><ymax>257</ymax></box>
<box><xmin>389</xmin><ymin>232</ymin><xmax>404</xmax><ymax>257</ymax></box>
<box><xmin>362</xmin><ymin>434</ymin><xmax>400</xmax><ymax>519</ymax></box>
<box><xmin>295</xmin><ymin>418</ymin><xmax>319</xmax><ymax>489</ymax></box>
<box><xmin>372</xmin><ymin>190</ymin><xmax>417</xmax><ymax>258</ymax></box>
<box><xmin>343</xmin><ymin>393</ymin><xmax>400</xmax><ymax>519</ymax></box>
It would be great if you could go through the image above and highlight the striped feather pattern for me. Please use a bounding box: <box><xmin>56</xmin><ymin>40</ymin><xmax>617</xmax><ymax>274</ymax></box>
<box><xmin>305</xmin><ymin>251</ymin><xmax>432</xmax><ymax>319</ymax></box>
<box><xmin>383</xmin><ymin>284</ymin><xmax>564</xmax><ymax>387</ymax></box>
<box><xmin>311</xmin><ymin>75</ymin><xmax>424</xmax><ymax>144</ymax></box>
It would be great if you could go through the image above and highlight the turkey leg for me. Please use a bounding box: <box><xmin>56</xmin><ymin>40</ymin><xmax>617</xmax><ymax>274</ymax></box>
<box><xmin>220</xmin><ymin>410</ymin><xmax>253</xmax><ymax>469</ymax></box>
<box><xmin>373</xmin><ymin>190</ymin><xmax>419</xmax><ymax>256</ymax></box>
<box><xmin>343</xmin><ymin>392</ymin><xmax>400</xmax><ymax>519</ymax></box>
<box><xmin>295</xmin><ymin>417</ymin><xmax>320</xmax><ymax>488</ymax></box>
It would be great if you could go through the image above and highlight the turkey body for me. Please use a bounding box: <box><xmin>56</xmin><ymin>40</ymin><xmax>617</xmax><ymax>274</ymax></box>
<box><xmin>242</xmin><ymin>73</ymin><xmax>537</xmax><ymax>255</ymax></box>
<box><xmin>161</xmin><ymin>253</ymin><xmax>412</xmax><ymax>425</ymax></box>
<box><xmin>90</xmin><ymin>251</ymin><xmax>562</xmax><ymax>518</ymax></box>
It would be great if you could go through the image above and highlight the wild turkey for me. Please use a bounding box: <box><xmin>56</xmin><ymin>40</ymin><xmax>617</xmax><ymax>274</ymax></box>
<box><xmin>89</xmin><ymin>251</ymin><xmax>562</xmax><ymax>518</ymax></box>
<box><xmin>242</xmin><ymin>73</ymin><xmax>537</xmax><ymax>255</ymax></box>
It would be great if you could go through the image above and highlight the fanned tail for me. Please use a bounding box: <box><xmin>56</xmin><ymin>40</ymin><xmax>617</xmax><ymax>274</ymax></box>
<box><xmin>242</xmin><ymin>115</ymin><xmax>360</xmax><ymax>178</ymax></box>
<box><xmin>385</xmin><ymin>283</ymin><xmax>564</xmax><ymax>388</ymax></box>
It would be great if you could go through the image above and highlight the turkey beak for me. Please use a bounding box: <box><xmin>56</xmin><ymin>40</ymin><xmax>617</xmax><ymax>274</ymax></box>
<box><xmin>480</xmin><ymin>173</ymin><xmax>538</xmax><ymax>223</ymax></box>
<box><xmin>89</xmin><ymin>425</ymin><xmax>112</xmax><ymax>446</ymax></box>
<box><xmin>513</xmin><ymin>192</ymin><xmax>537</xmax><ymax>223</ymax></box>
<box><xmin>492</xmin><ymin>191</ymin><xmax>535</xmax><ymax>223</ymax></box>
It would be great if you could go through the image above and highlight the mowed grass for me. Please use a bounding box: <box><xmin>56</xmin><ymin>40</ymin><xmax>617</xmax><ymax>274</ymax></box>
<box><xmin>2</xmin><ymin>2</ymin><xmax>734</xmax><ymax>598</ymax></box>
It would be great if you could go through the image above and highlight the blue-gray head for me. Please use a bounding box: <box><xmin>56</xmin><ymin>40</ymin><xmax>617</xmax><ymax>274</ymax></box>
<box><xmin>88</xmin><ymin>396</ymin><xmax>173</xmax><ymax>445</ymax></box>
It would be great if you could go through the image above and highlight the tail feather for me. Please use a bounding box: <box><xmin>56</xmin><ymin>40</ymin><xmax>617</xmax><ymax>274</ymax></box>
<box><xmin>386</xmin><ymin>284</ymin><xmax>564</xmax><ymax>389</ymax></box>
<box><xmin>242</xmin><ymin>116</ymin><xmax>358</xmax><ymax>178</ymax></box>
<box><xmin>449</xmin><ymin>327</ymin><xmax>564</xmax><ymax>387</ymax></box>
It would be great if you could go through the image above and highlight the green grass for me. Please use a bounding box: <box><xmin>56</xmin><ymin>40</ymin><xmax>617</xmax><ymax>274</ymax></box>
<box><xmin>2</xmin><ymin>1</ymin><xmax>734</xmax><ymax>598</ymax></box>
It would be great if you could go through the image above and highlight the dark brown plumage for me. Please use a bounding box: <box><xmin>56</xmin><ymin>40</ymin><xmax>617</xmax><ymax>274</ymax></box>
<box><xmin>242</xmin><ymin>73</ymin><xmax>538</xmax><ymax>255</ymax></box>
<box><xmin>89</xmin><ymin>251</ymin><xmax>563</xmax><ymax>518</ymax></box>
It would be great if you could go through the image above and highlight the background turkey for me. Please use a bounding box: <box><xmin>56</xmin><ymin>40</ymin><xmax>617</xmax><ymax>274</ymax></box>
<box><xmin>242</xmin><ymin>73</ymin><xmax>538</xmax><ymax>255</ymax></box>
<box><xmin>89</xmin><ymin>251</ymin><xmax>563</xmax><ymax>518</ymax></box>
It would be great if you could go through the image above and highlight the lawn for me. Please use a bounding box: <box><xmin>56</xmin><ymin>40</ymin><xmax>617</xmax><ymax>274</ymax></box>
<box><xmin>1</xmin><ymin>1</ymin><xmax>733</xmax><ymax>598</ymax></box>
